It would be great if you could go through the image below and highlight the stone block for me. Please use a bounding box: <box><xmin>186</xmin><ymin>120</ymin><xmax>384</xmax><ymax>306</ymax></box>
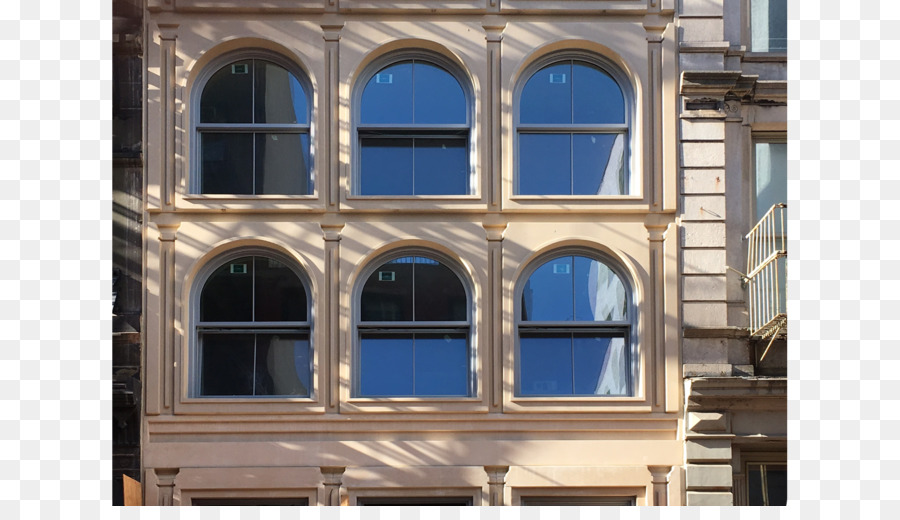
<box><xmin>686</xmin><ymin>464</ymin><xmax>733</xmax><ymax>489</ymax></box>
<box><xmin>688</xmin><ymin>412</ymin><xmax>728</xmax><ymax>433</ymax></box>
<box><xmin>686</xmin><ymin>491</ymin><xmax>733</xmax><ymax>506</ymax></box>
<box><xmin>683</xmin><ymin>338</ymin><xmax>729</xmax><ymax>364</ymax></box>
<box><xmin>680</xmin><ymin>18</ymin><xmax>725</xmax><ymax>42</ymax></box>
<box><xmin>682</xmin><ymin>249</ymin><xmax>726</xmax><ymax>274</ymax></box>
<box><xmin>682</xmin><ymin>142</ymin><xmax>725</xmax><ymax>168</ymax></box>
<box><xmin>680</xmin><ymin>52</ymin><xmax>725</xmax><ymax>72</ymax></box>
<box><xmin>683</xmin><ymin>275</ymin><xmax>727</xmax><ymax>301</ymax></box>
<box><xmin>681</xmin><ymin>120</ymin><xmax>725</xmax><ymax>141</ymax></box>
<box><xmin>683</xmin><ymin>302</ymin><xmax>727</xmax><ymax>328</ymax></box>
<box><xmin>683</xmin><ymin>363</ymin><xmax>732</xmax><ymax>377</ymax></box>
<box><xmin>682</xmin><ymin>195</ymin><xmax>726</xmax><ymax>221</ymax></box>
<box><xmin>683</xmin><ymin>168</ymin><xmax>725</xmax><ymax>194</ymax></box>
<box><xmin>681</xmin><ymin>222</ymin><xmax>725</xmax><ymax>247</ymax></box>
<box><xmin>681</xmin><ymin>0</ymin><xmax>723</xmax><ymax>17</ymax></box>
<box><xmin>685</xmin><ymin>438</ymin><xmax>732</xmax><ymax>463</ymax></box>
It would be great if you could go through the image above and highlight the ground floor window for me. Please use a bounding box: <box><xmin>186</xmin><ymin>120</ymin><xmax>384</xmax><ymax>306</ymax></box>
<box><xmin>357</xmin><ymin>497</ymin><xmax>473</xmax><ymax>506</ymax></box>
<box><xmin>520</xmin><ymin>496</ymin><xmax>634</xmax><ymax>506</ymax></box>
<box><xmin>747</xmin><ymin>463</ymin><xmax>787</xmax><ymax>506</ymax></box>
<box><xmin>191</xmin><ymin>497</ymin><xmax>309</xmax><ymax>506</ymax></box>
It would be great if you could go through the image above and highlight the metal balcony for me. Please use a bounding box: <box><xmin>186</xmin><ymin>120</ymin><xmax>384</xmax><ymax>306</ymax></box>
<box><xmin>746</xmin><ymin>203</ymin><xmax>787</xmax><ymax>339</ymax></box>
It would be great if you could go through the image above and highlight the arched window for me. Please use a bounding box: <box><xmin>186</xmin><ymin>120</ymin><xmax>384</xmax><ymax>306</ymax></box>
<box><xmin>515</xmin><ymin>57</ymin><xmax>629</xmax><ymax>195</ymax></box>
<box><xmin>195</xmin><ymin>253</ymin><xmax>311</xmax><ymax>396</ymax></box>
<box><xmin>356</xmin><ymin>55</ymin><xmax>471</xmax><ymax>195</ymax></box>
<box><xmin>517</xmin><ymin>253</ymin><xmax>632</xmax><ymax>396</ymax></box>
<box><xmin>196</xmin><ymin>55</ymin><xmax>312</xmax><ymax>195</ymax></box>
<box><xmin>356</xmin><ymin>254</ymin><xmax>471</xmax><ymax>396</ymax></box>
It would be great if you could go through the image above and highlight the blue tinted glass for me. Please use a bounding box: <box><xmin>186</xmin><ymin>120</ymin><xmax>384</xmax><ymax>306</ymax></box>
<box><xmin>254</xmin><ymin>334</ymin><xmax>310</xmax><ymax>396</ymax></box>
<box><xmin>360</xmin><ymin>335</ymin><xmax>414</xmax><ymax>396</ymax></box>
<box><xmin>572</xmin><ymin>62</ymin><xmax>625</xmax><ymax>124</ymax></box>
<box><xmin>572</xmin><ymin>334</ymin><xmax>615</xmax><ymax>394</ymax></box>
<box><xmin>361</xmin><ymin>62</ymin><xmax>413</xmax><ymax>124</ymax></box>
<box><xmin>201</xmin><ymin>133</ymin><xmax>253</xmax><ymax>194</ymax></box>
<box><xmin>520</xmin><ymin>62</ymin><xmax>571</xmax><ymax>124</ymax></box>
<box><xmin>200</xmin><ymin>333</ymin><xmax>254</xmax><ymax>395</ymax></box>
<box><xmin>573</xmin><ymin>256</ymin><xmax>627</xmax><ymax>322</ymax></box>
<box><xmin>414</xmin><ymin>62</ymin><xmax>466</xmax><ymax>124</ymax></box>
<box><xmin>255</xmin><ymin>60</ymin><xmax>307</xmax><ymax>124</ymax></box>
<box><xmin>519</xmin><ymin>134</ymin><xmax>571</xmax><ymax>195</ymax></box>
<box><xmin>522</xmin><ymin>256</ymin><xmax>573</xmax><ymax>321</ymax></box>
<box><xmin>414</xmin><ymin>334</ymin><xmax>468</xmax><ymax>395</ymax></box>
<box><xmin>200</xmin><ymin>256</ymin><xmax>253</xmax><ymax>322</ymax></box>
<box><xmin>255</xmin><ymin>133</ymin><xmax>311</xmax><ymax>195</ymax></box>
<box><xmin>520</xmin><ymin>334</ymin><xmax>573</xmax><ymax>395</ymax></box>
<box><xmin>360</xmin><ymin>260</ymin><xmax>414</xmax><ymax>322</ymax></box>
<box><xmin>360</xmin><ymin>138</ymin><xmax>414</xmax><ymax>195</ymax></box>
<box><xmin>572</xmin><ymin>134</ymin><xmax>624</xmax><ymax>195</ymax></box>
<box><xmin>200</xmin><ymin>60</ymin><xmax>253</xmax><ymax>123</ymax></box>
<box><xmin>413</xmin><ymin>138</ymin><xmax>468</xmax><ymax>195</ymax></box>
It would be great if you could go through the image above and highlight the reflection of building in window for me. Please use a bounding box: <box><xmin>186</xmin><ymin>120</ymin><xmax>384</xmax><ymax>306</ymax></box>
<box><xmin>750</xmin><ymin>0</ymin><xmax>787</xmax><ymax>52</ymax></box>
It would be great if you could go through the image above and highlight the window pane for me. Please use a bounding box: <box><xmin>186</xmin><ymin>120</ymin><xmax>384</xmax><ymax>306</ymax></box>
<box><xmin>200</xmin><ymin>257</ymin><xmax>253</xmax><ymax>322</ymax></box>
<box><xmin>359</xmin><ymin>334</ymin><xmax>414</xmax><ymax>396</ymax></box>
<box><xmin>522</xmin><ymin>256</ymin><xmax>574</xmax><ymax>321</ymax></box>
<box><xmin>255</xmin><ymin>133</ymin><xmax>311</xmax><ymax>195</ymax></box>
<box><xmin>519</xmin><ymin>334</ymin><xmax>573</xmax><ymax>395</ymax></box>
<box><xmin>573</xmin><ymin>256</ymin><xmax>627</xmax><ymax>321</ymax></box>
<box><xmin>748</xmin><ymin>466</ymin><xmax>764</xmax><ymax>505</ymax></box>
<box><xmin>520</xmin><ymin>62</ymin><xmax>571</xmax><ymax>124</ymax></box>
<box><xmin>200</xmin><ymin>60</ymin><xmax>253</xmax><ymax>123</ymax></box>
<box><xmin>361</xmin><ymin>260</ymin><xmax>414</xmax><ymax>322</ymax></box>
<box><xmin>519</xmin><ymin>134</ymin><xmax>571</xmax><ymax>195</ymax></box>
<box><xmin>201</xmin><ymin>133</ymin><xmax>253</xmax><ymax>194</ymax></box>
<box><xmin>572</xmin><ymin>62</ymin><xmax>625</xmax><ymax>124</ymax></box>
<box><xmin>751</xmin><ymin>0</ymin><xmax>787</xmax><ymax>52</ymax></box>
<box><xmin>254</xmin><ymin>334</ymin><xmax>310</xmax><ymax>396</ymax></box>
<box><xmin>200</xmin><ymin>333</ymin><xmax>254</xmax><ymax>395</ymax></box>
<box><xmin>413</xmin><ymin>138</ymin><xmax>468</xmax><ymax>195</ymax></box>
<box><xmin>414</xmin><ymin>62</ymin><xmax>466</xmax><ymax>124</ymax></box>
<box><xmin>572</xmin><ymin>133</ymin><xmax>625</xmax><ymax>195</ymax></box>
<box><xmin>754</xmin><ymin>142</ymin><xmax>787</xmax><ymax>221</ymax></box>
<box><xmin>414</xmin><ymin>257</ymin><xmax>467</xmax><ymax>321</ymax></box>
<box><xmin>766</xmin><ymin>466</ymin><xmax>788</xmax><ymax>506</ymax></box>
<box><xmin>254</xmin><ymin>257</ymin><xmax>306</xmax><ymax>322</ymax></box>
<box><xmin>414</xmin><ymin>334</ymin><xmax>468</xmax><ymax>396</ymax></box>
<box><xmin>254</xmin><ymin>60</ymin><xmax>307</xmax><ymax>124</ymax></box>
<box><xmin>359</xmin><ymin>138</ymin><xmax>414</xmax><ymax>195</ymax></box>
<box><xmin>361</xmin><ymin>62</ymin><xmax>413</xmax><ymax>124</ymax></box>
<box><xmin>574</xmin><ymin>335</ymin><xmax>628</xmax><ymax>395</ymax></box>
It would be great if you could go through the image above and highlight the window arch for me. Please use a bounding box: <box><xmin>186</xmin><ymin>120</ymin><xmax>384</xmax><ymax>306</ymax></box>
<box><xmin>516</xmin><ymin>251</ymin><xmax>634</xmax><ymax>396</ymax></box>
<box><xmin>355</xmin><ymin>52</ymin><xmax>472</xmax><ymax>196</ymax></box>
<box><xmin>355</xmin><ymin>252</ymin><xmax>472</xmax><ymax>397</ymax></box>
<box><xmin>194</xmin><ymin>52</ymin><xmax>312</xmax><ymax>195</ymax></box>
<box><xmin>515</xmin><ymin>55</ymin><xmax>631</xmax><ymax>196</ymax></box>
<box><xmin>193</xmin><ymin>250</ymin><xmax>312</xmax><ymax>397</ymax></box>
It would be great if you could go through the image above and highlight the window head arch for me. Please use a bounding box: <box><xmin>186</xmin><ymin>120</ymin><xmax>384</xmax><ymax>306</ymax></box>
<box><xmin>355</xmin><ymin>53</ymin><xmax>473</xmax><ymax>196</ymax></box>
<box><xmin>516</xmin><ymin>56</ymin><xmax>631</xmax><ymax>196</ymax></box>
<box><xmin>195</xmin><ymin>53</ymin><xmax>312</xmax><ymax>195</ymax></box>
<box><xmin>356</xmin><ymin>253</ymin><xmax>472</xmax><ymax>397</ymax></box>
<box><xmin>517</xmin><ymin>252</ymin><xmax>633</xmax><ymax>396</ymax></box>
<box><xmin>194</xmin><ymin>251</ymin><xmax>311</xmax><ymax>397</ymax></box>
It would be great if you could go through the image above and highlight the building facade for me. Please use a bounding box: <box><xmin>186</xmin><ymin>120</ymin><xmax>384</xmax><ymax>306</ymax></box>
<box><xmin>137</xmin><ymin>0</ymin><xmax>785</xmax><ymax>506</ymax></box>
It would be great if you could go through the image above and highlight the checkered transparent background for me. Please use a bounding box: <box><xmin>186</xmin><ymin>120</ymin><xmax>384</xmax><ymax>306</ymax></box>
<box><xmin>0</xmin><ymin>0</ymin><xmax>888</xmax><ymax>518</ymax></box>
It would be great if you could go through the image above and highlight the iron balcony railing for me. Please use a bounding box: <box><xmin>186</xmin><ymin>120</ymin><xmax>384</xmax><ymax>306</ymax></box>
<box><xmin>746</xmin><ymin>203</ymin><xmax>787</xmax><ymax>339</ymax></box>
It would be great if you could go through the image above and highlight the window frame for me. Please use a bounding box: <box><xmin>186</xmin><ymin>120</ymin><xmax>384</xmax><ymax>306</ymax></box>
<box><xmin>351</xmin><ymin>51</ymin><xmax>476</xmax><ymax>198</ymax></box>
<box><xmin>513</xmin><ymin>52</ymin><xmax>635</xmax><ymax>198</ymax></box>
<box><xmin>513</xmin><ymin>248</ymin><xmax>638</xmax><ymax>398</ymax></box>
<box><xmin>352</xmin><ymin>249</ymin><xmax>476</xmax><ymax>399</ymax></box>
<box><xmin>747</xmin><ymin>0</ymin><xmax>788</xmax><ymax>54</ymax></box>
<box><xmin>751</xmin><ymin>133</ymin><xmax>787</xmax><ymax>224</ymax></box>
<box><xmin>189</xmin><ymin>49</ymin><xmax>315</xmax><ymax>197</ymax></box>
<box><xmin>189</xmin><ymin>248</ymin><xmax>313</xmax><ymax>399</ymax></box>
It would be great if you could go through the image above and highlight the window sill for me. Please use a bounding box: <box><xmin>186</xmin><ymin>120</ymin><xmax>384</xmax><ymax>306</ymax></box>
<box><xmin>505</xmin><ymin>395</ymin><xmax>651</xmax><ymax>413</ymax></box>
<box><xmin>174</xmin><ymin>396</ymin><xmax>325</xmax><ymax>415</ymax></box>
<box><xmin>743</xmin><ymin>52</ymin><xmax>788</xmax><ymax>63</ymax></box>
<box><xmin>341</xmin><ymin>397</ymin><xmax>488</xmax><ymax>414</ymax></box>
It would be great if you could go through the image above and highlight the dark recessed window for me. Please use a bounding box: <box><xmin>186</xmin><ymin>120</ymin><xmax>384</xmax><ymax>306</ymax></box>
<box><xmin>197</xmin><ymin>255</ymin><xmax>311</xmax><ymax>397</ymax></box>
<box><xmin>197</xmin><ymin>58</ymin><xmax>312</xmax><ymax>195</ymax></box>
<box><xmin>357</xmin><ymin>255</ymin><xmax>471</xmax><ymax>397</ymax></box>
<box><xmin>358</xmin><ymin>497</ymin><xmax>473</xmax><ymax>506</ymax></box>
<box><xmin>357</xmin><ymin>58</ymin><xmax>470</xmax><ymax>196</ymax></box>
<box><xmin>747</xmin><ymin>463</ymin><xmax>787</xmax><ymax>506</ymax></box>
<box><xmin>518</xmin><ymin>254</ymin><xmax>632</xmax><ymax>396</ymax></box>
<box><xmin>516</xmin><ymin>60</ymin><xmax>628</xmax><ymax>196</ymax></box>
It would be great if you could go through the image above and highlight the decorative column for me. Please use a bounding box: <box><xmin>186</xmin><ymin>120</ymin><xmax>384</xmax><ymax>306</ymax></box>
<box><xmin>321</xmin><ymin>22</ymin><xmax>343</xmax><ymax>209</ymax></box>
<box><xmin>648</xmin><ymin>466</ymin><xmax>672</xmax><ymax>506</ymax></box>
<box><xmin>157</xmin><ymin>23</ymin><xmax>178</xmax><ymax>210</ymax></box>
<box><xmin>482</xmin><ymin>19</ymin><xmax>506</xmax><ymax>210</ymax></box>
<box><xmin>484</xmin><ymin>218</ymin><xmax>507</xmax><ymax>412</ymax></box>
<box><xmin>155</xmin><ymin>468</ymin><xmax>179</xmax><ymax>506</ymax></box>
<box><xmin>643</xmin><ymin>15</ymin><xmax>668</xmax><ymax>211</ymax></box>
<box><xmin>645</xmin><ymin>215</ymin><xmax>671</xmax><ymax>410</ymax></box>
<box><xmin>321</xmin><ymin>466</ymin><xmax>346</xmax><ymax>506</ymax></box>
<box><xmin>484</xmin><ymin>466</ymin><xmax>509</xmax><ymax>506</ymax></box>
<box><xmin>157</xmin><ymin>220</ymin><xmax>179</xmax><ymax>412</ymax></box>
<box><xmin>321</xmin><ymin>219</ymin><xmax>344</xmax><ymax>413</ymax></box>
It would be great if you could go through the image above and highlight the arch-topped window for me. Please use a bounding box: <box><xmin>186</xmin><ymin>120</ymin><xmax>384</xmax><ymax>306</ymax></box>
<box><xmin>194</xmin><ymin>252</ymin><xmax>311</xmax><ymax>397</ymax></box>
<box><xmin>517</xmin><ymin>252</ymin><xmax>633</xmax><ymax>396</ymax></box>
<box><xmin>196</xmin><ymin>54</ymin><xmax>312</xmax><ymax>195</ymax></box>
<box><xmin>356</xmin><ymin>54</ymin><xmax>472</xmax><ymax>196</ymax></box>
<box><xmin>516</xmin><ymin>57</ymin><xmax>630</xmax><ymax>196</ymax></box>
<box><xmin>356</xmin><ymin>253</ymin><xmax>472</xmax><ymax>396</ymax></box>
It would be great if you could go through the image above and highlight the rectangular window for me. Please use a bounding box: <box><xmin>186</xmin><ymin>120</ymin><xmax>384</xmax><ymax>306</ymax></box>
<box><xmin>357</xmin><ymin>497</ymin><xmax>473</xmax><ymax>506</ymax></box>
<box><xmin>192</xmin><ymin>498</ymin><xmax>309</xmax><ymax>506</ymax></box>
<box><xmin>750</xmin><ymin>139</ymin><xmax>787</xmax><ymax>326</ymax></box>
<box><xmin>751</xmin><ymin>0</ymin><xmax>788</xmax><ymax>52</ymax></box>
<box><xmin>521</xmin><ymin>497</ymin><xmax>635</xmax><ymax>506</ymax></box>
<box><xmin>747</xmin><ymin>463</ymin><xmax>787</xmax><ymax>506</ymax></box>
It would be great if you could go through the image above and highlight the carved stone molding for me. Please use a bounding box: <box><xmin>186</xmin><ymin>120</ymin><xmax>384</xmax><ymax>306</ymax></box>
<box><xmin>484</xmin><ymin>466</ymin><xmax>510</xmax><ymax>506</ymax></box>
<box><xmin>321</xmin><ymin>466</ymin><xmax>345</xmax><ymax>506</ymax></box>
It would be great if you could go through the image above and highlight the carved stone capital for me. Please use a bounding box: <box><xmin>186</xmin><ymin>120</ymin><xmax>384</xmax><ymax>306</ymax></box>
<box><xmin>157</xmin><ymin>222</ymin><xmax>180</xmax><ymax>242</ymax></box>
<box><xmin>483</xmin><ymin>216</ymin><xmax>508</xmax><ymax>242</ymax></box>
<box><xmin>483</xmin><ymin>17</ymin><xmax>507</xmax><ymax>42</ymax></box>
<box><xmin>157</xmin><ymin>23</ymin><xmax>179</xmax><ymax>40</ymax></box>
<box><xmin>321</xmin><ymin>21</ymin><xmax>344</xmax><ymax>42</ymax></box>
<box><xmin>644</xmin><ymin>214</ymin><xmax>672</xmax><ymax>242</ymax></box>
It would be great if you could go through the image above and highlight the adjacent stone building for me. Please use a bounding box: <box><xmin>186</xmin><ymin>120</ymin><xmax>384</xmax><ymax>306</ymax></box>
<box><xmin>133</xmin><ymin>0</ymin><xmax>786</xmax><ymax>506</ymax></box>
